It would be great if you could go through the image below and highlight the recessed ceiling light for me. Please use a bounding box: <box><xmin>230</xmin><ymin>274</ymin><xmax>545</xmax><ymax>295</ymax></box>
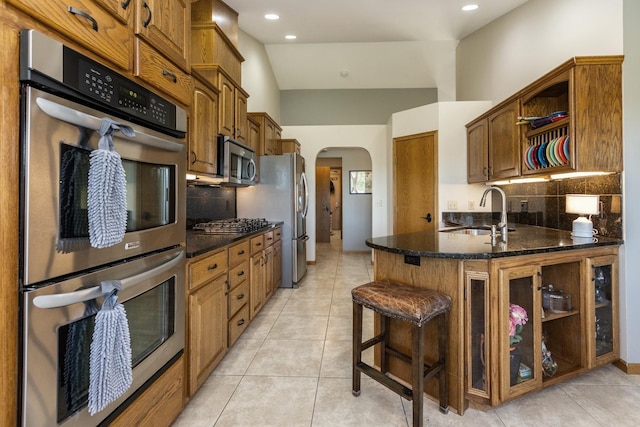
<box><xmin>461</xmin><ymin>4</ymin><xmax>479</xmax><ymax>11</ymax></box>
<box><xmin>265</xmin><ymin>13</ymin><xmax>279</xmax><ymax>20</ymax></box>
<box><xmin>285</xmin><ymin>34</ymin><xmax>297</xmax><ymax>40</ymax></box>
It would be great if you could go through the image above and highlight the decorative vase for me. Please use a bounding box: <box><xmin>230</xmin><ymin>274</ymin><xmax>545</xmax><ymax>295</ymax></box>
<box><xmin>509</xmin><ymin>346</ymin><xmax>522</xmax><ymax>386</ymax></box>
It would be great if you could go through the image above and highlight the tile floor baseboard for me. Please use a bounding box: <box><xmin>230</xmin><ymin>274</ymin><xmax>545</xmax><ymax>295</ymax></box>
<box><xmin>173</xmin><ymin>233</ymin><xmax>640</xmax><ymax>426</ymax></box>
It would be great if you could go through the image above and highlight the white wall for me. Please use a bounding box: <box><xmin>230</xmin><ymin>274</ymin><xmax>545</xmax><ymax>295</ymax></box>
<box><xmin>281</xmin><ymin>126</ymin><xmax>388</xmax><ymax>262</ymax></box>
<box><xmin>457</xmin><ymin>0</ymin><xmax>623</xmax><ymax>103</ymax></box>
<box><xmin>238</xmin><ymin>31</ymin><xmax>281</xmax><ymax>122</ymax></box>
<box><xmin>457</xmin><ymin>0</ymin><xmax>637</xmax><ymax>364</ymax></box>
<box><xmin>622</xmin><ymin>0</ymin><xmax>640</xmax><ymax>364</ymax></box>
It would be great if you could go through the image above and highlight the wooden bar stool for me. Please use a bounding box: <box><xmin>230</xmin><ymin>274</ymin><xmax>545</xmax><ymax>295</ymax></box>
<box><xmin>351</xmin><ymin>280</ymin><xmax>451</xmax><ymax>427</ymax></box>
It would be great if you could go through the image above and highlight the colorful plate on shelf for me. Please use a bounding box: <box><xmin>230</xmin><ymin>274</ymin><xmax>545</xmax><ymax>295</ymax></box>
<box><xmin>554</xmin><ymin>136</ymin><xmax>565</xmax><ymax>164</ymax></box>
<box><xmin>538</xmin><ymin>141</ymin><xmax>549</xmax><ymax>168</ymax></box>
<box><xmin>547</xmin><ymin>138</ymin><xmax>558</xmax><ymax>166</ymax></box>
<box><xmin>563</xmin><ymin>135</ymin><xmax>571</xmax><ymax>162</ymax></box>
<box><xmin>526</xmin><ymin>145</ymin><xmax>534</xmax><ymax>169</ymax></box>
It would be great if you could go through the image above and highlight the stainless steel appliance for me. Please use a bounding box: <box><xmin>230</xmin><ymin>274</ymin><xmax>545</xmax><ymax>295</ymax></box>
<box><xmin>23</xmin><ymin>247</ymin><xmax>185</xmax><ymax>427</ymax></box>
<box><xmin>19</xmin><ymin>29</ymin><xmax>187</xmax><ymax>286</ymax></box>
<box><xmin>18</xmin><ymin>30</ymin><xmax>186</xmax><ymax>426</ymax></box>
<box><xmin>237</xmin><ymin>154</ymin><xmax>309</xmax><ymax>287</ymax></box>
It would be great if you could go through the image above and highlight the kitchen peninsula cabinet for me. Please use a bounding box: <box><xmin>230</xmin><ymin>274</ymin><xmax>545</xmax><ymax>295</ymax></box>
<box><xmin>186</xmin><ymin>249</ymin><xmax>228</xmax><ymax>396</ymax></box>
<box><xmin>366</xmin><ymin>226</ymin><xmax>621</xmax><ymax>413</ymax></box>
<box><xmin>189</xmin><ymin>72</ymin><xmax>219</xmax><ymax>175</ymax></box>
<box><xmin>6</xmin><ymin>0</ymin><xmax>132</xmax><ymax>70</ymax></box>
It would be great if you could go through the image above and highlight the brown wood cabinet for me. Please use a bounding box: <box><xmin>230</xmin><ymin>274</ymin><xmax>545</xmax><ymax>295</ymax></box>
<box><xmin>189</xmin><ymin>71</ymin><xmax>219</xmax><ymax>175</ymax></box>
<box><xmin>466</xmin><ymin>56</ymin><xmax>623</xmax><ymax>183</ymax></box>
<box><xmin>228</xmin><ymin>239</ymin><xmax>250</xmax><ymax>346</ymax></box>
<box><xmin>372</xmin><ymin>245</ymin><xmax>619</xmax><ymax>413</ymax></box>
<box><xmin>7</xmin><ymin>0</ymin><xmax>132</xmax><ymax>71</ymax></box>
<box><xmin>279</xmin><ymin>138</ymin><xmax>301</xmax><ymax>155</ymax></box>
<box><xmin>249</xmin><ymin>234</ymin><xmax>265</xmax><ymax>319</ymax></box>
<box><xmin>247</xmin><ymin>114</ymin><xmax>261</xmax><ymax>155</ymax></box>
<box><xmin>110</xmin><ymin>355</ymin><xmax>184</xmax><ymax>427</ymax></box>
<box><xmin>466</xmin><ymin>100</ymin><xmax>520</xmax><ymax>183</ymax></box>
<box><xmin>134</xmin><ymin>0</ymin><xmax>190</xmax><ymax>72</ymax></box>
<box><xmin>218</xmin><ymin>72</ymin><xmax>249</xmax><ymax>144</ymax></box>
<box><xmin>248</xmin><ymin>112</ymin><xmax>282</xmax><ymax>156</ymax></box>
<box><xmin>465</xmin><ymin>246</ymin><xmax>619</xmax><ymax>407</ymax></box>
<box><xmin>187</xmin><ymin>249</ymin><xmax>229</xmax><ymax>396</ymax></box>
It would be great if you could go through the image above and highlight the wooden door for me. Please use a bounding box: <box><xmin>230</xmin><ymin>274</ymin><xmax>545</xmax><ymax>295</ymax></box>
<box><xmin>235</xmin><ymin>88</ymin><xmax>248</xmax><ymax>144</ymax></box>
<box><xmin>316</xmin><ymin>166</ymin><xmax>331</xmax><ymax>242</ymax></box>
<box><xmin>218</xmin><ymin>73</ymin><xmax>235</xmax><ymax>137</ymax></box>
<box><xmin>393</xmin><ymin>131</ymin><xmax>438</xmax><ymax>234</ymax></box>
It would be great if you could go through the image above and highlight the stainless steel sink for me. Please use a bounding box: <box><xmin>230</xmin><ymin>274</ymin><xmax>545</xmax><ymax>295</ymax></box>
<box><xmin>439</xmin><ymin>226</ymin><xmax>515</xmax><ymax>235</ymax></box>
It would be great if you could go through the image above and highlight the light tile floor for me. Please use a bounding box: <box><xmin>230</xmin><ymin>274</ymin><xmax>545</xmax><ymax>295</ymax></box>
<box><xmin>173</xmin><ymin>233</ymin><xmax>640</xmax><ymax>426</ymax></box>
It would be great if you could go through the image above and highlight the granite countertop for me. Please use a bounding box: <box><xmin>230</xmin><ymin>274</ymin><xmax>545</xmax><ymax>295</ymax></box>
<box><xmin>186</xmin><ymin>222</ymin><xmax>283</xmax><ymax>258</ymax></box>
<box><xmin>366</xmin><ymin>224</ymin><xmax>623</xmax><ymax>259</ymax></box>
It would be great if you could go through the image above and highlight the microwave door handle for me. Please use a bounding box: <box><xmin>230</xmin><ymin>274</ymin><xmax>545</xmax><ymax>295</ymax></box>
<box><xmin>248</xmin><ymin>158</ymin><xmax>257</xmax><ymax>181</ymax></box>
<box><xmin>33</xmin><ymin>250</ymin><xmax>184</xmax><ymax>309</ymax></box>
<box><xmin>35</xmin><ymin>97</ymin><xmax>184</xmax><ymax>152</ymax></box>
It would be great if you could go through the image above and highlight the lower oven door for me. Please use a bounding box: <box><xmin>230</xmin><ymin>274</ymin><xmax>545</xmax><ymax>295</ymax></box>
<box><xmin>21</xmin><ymin>246</ymin><xmax>185</xmax><ymax>427</ymax></box>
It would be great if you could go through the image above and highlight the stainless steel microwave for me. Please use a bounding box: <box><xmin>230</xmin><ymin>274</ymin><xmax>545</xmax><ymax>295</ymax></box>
<box><xmin>217</xmin><ymin>135</ymin><xmax>257</xmax><ymax>186</ymax></box>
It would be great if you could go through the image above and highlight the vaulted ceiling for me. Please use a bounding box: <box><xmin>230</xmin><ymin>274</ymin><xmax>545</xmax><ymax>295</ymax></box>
<box><xmin>223</xmin><ymin>0</ymin><xmax>529</xmax><ymax>90</ymax></box>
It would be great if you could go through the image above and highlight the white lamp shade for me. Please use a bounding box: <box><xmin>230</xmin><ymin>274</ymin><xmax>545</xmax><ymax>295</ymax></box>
<box><xmin>565</xmin><ymin>194</ymin><xmax>599</xmax><ymax>215</ymax></box>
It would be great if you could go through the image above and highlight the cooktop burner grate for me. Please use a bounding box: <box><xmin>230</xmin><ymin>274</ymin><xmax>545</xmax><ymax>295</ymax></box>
<box><xmin>193</xmin><ymin>218</ymin><xmax>269</xmax><ymax>234</ymax></box>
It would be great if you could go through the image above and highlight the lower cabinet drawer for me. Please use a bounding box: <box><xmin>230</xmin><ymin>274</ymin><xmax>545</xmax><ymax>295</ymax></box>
<box><xmin>228</xmin><ymin>279</ymin><xmax>249</xmax><ymax>318</ymax></box>
<box><xmin>189</xmin><ymin>250</ymin><xmax>228</xmax><ymax>290</ymax></box>
<box><xmin>228</xmin><ymin>304</ymin><xmax>249</xmax><ymax>347</ymax></box>
<box><xmin>229</xmin><ymin>260</ymin><xmax>249</xmax><ymax>289</ymax></box>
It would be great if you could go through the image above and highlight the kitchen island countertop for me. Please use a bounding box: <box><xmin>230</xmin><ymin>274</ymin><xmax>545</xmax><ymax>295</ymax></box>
<box><xmin>186</xmin><ymin>222</ymin><xmax>283</xmax><ymax>258</ymax></box>
<box><xmin>366</xmin><ymin>224</ymin><xmax>623</xmax><ymax>259</ymax></box>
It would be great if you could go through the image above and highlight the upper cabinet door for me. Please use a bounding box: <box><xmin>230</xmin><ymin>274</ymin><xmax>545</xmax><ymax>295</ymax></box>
<box><xmin>467</xmin><ymin>119</ymin><xmax>489</xmax><ymax>183</ymax></box>
<box><xmin>488</xmin><ymin>100</ymin><xmax>521</xmax><ymax>180</ymax></box>
<box><xmin>135</xmin><ymin>0</ymin><xmax>190</xmax><ymax>71</ymax></box>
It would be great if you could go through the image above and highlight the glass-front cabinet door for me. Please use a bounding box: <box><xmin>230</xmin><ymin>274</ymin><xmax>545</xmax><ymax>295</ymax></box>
<box><xmin>499</xmin><ymin>264</ymin><xmax>542</xmax><ymax>401</ymax></box>
<box><xmin>465</xmin><ymin>271</ymin><xmax>490</xmax><ymax>402</ymax></box>
<box><xmin>586</xmin><ymin>255</ymin><xmax>619</xmax><ymax>367</ymax></box>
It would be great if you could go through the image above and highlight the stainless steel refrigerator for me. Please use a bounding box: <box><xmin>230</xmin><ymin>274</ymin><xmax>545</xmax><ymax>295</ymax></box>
<box><xmin>237</xmin><ymin>153</ymin><xmax>309</xmax><ymax>287</ymax></box>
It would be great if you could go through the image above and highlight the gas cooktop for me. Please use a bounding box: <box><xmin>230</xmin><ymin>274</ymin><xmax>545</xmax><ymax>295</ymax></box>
<box><xmin>193</xmin><ymin>218</ymin><xmax>270</xmax><ymax>234</ymax></box>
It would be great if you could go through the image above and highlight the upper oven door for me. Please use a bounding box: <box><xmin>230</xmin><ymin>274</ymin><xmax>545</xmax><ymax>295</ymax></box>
<box><xmin>21</xmin><ymin>86</ymin><xmax>186</xmax><ymax>287</ymax></box>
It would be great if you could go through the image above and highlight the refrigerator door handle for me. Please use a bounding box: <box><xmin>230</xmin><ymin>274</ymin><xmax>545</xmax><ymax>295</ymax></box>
<box><xmin>301</xmin><ymin>171</ymin><xmax>309</xmax><ymax>218</ymax></box>
<box><xmin>293</xmin><ymin>234</ymin><xmax>309</xmax><ymax>242</ymax></box>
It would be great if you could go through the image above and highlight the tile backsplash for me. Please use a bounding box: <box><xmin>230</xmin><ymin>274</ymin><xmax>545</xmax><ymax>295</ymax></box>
<box><xmin>442</xmin><ymin>174</ymin><xmax>622</xmax><ymax>238</ymax></box>
<box><xmin>186</xmin><ymin>185</ymin><xmax>236</xmax><ymax>228</ymax></box>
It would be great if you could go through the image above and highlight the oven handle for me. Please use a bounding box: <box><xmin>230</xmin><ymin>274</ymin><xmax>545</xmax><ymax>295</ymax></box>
<box><xmin>33</xmin><ymin>249</ymin><xmax>184</xmax><ymax>309</ymax></box>
<box><xmin>35</xmin><ymin>97</ymin><xmax>184</xmax><ymax>153</ymax></box>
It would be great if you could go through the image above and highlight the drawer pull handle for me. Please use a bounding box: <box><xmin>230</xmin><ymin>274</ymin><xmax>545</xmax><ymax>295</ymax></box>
<box><xmin>162</xmin><ymin>70</ymin><xmax>177</xmax><ymax>83</ymax></box>
<box><xmin>238</xmin><ymin>250</ymin><xmax>245</xmax><ymax>255</ymax></box>
<box><xmin>237</xmin><ymin>319</ymin><xmax>245</xmax><ymax>326</ymax></box>
<box><xmin>142</xmin><ymin>1</ymin><xmax>152</xmax><ymax>27</ymax></box>
<box><xmin>238</xmin><ymin>271</ymin><xmax>245</xmax><ymax>276</ymax></box>
<box><xmin>67</xmin><ymin>7</ymin><xmax>98</xmax><ymax>31</ymax></box>
<box><xmin>207</xmin><ymin>263</ymin><xmax>218</xmax><ymax>271</ymax></box>
<box><xmin>121</xmin><ymin>0</ymin><xmax>131</xmax><ymax>9</ymax></box>
<box><xmin>237</xmin><ymin>293</ymin><xmax>245</xmax><ymax>300</ymax></box>
<box><xmin>256</xmin><ymin>242</ymin><xmax>262</xmax><ymax>247</ymax></box>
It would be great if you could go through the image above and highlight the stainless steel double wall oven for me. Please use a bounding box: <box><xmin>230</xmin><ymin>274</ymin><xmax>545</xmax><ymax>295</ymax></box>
<box><xmin>19</xmin><ymin>30</ymin><xmax>187</xmax><ymax>426</ymax></box>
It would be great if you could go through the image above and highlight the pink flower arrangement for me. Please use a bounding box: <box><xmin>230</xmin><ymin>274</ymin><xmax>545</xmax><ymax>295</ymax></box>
<box><xmin>509</xmin><ymin>303</ymin><xmax>528</xmax><ymax>346</ymax></box>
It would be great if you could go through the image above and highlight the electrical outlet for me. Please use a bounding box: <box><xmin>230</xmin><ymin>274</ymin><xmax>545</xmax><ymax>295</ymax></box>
<box><xmin>447</xmin><ymin>200</ymin><xmax>458</xmax><ymax>210</ymax></box>
<box><xmin>468</xmin><ymin>200</ymin><xmax>475</xmax><ymax>210</ymax></box>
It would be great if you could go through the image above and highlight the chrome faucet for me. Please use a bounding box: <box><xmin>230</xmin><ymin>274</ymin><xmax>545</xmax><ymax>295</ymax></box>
<box><xmin>480</xmin><ymin>186</ymin><xmax>508</xmax><ymax>241</ymax></box>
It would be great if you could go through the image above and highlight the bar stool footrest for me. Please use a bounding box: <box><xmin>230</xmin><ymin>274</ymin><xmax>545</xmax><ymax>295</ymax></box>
<box><xmin>356</xmin><ymin>361</ymin><xmax>413</xmax><ymax>400</ymax></box>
